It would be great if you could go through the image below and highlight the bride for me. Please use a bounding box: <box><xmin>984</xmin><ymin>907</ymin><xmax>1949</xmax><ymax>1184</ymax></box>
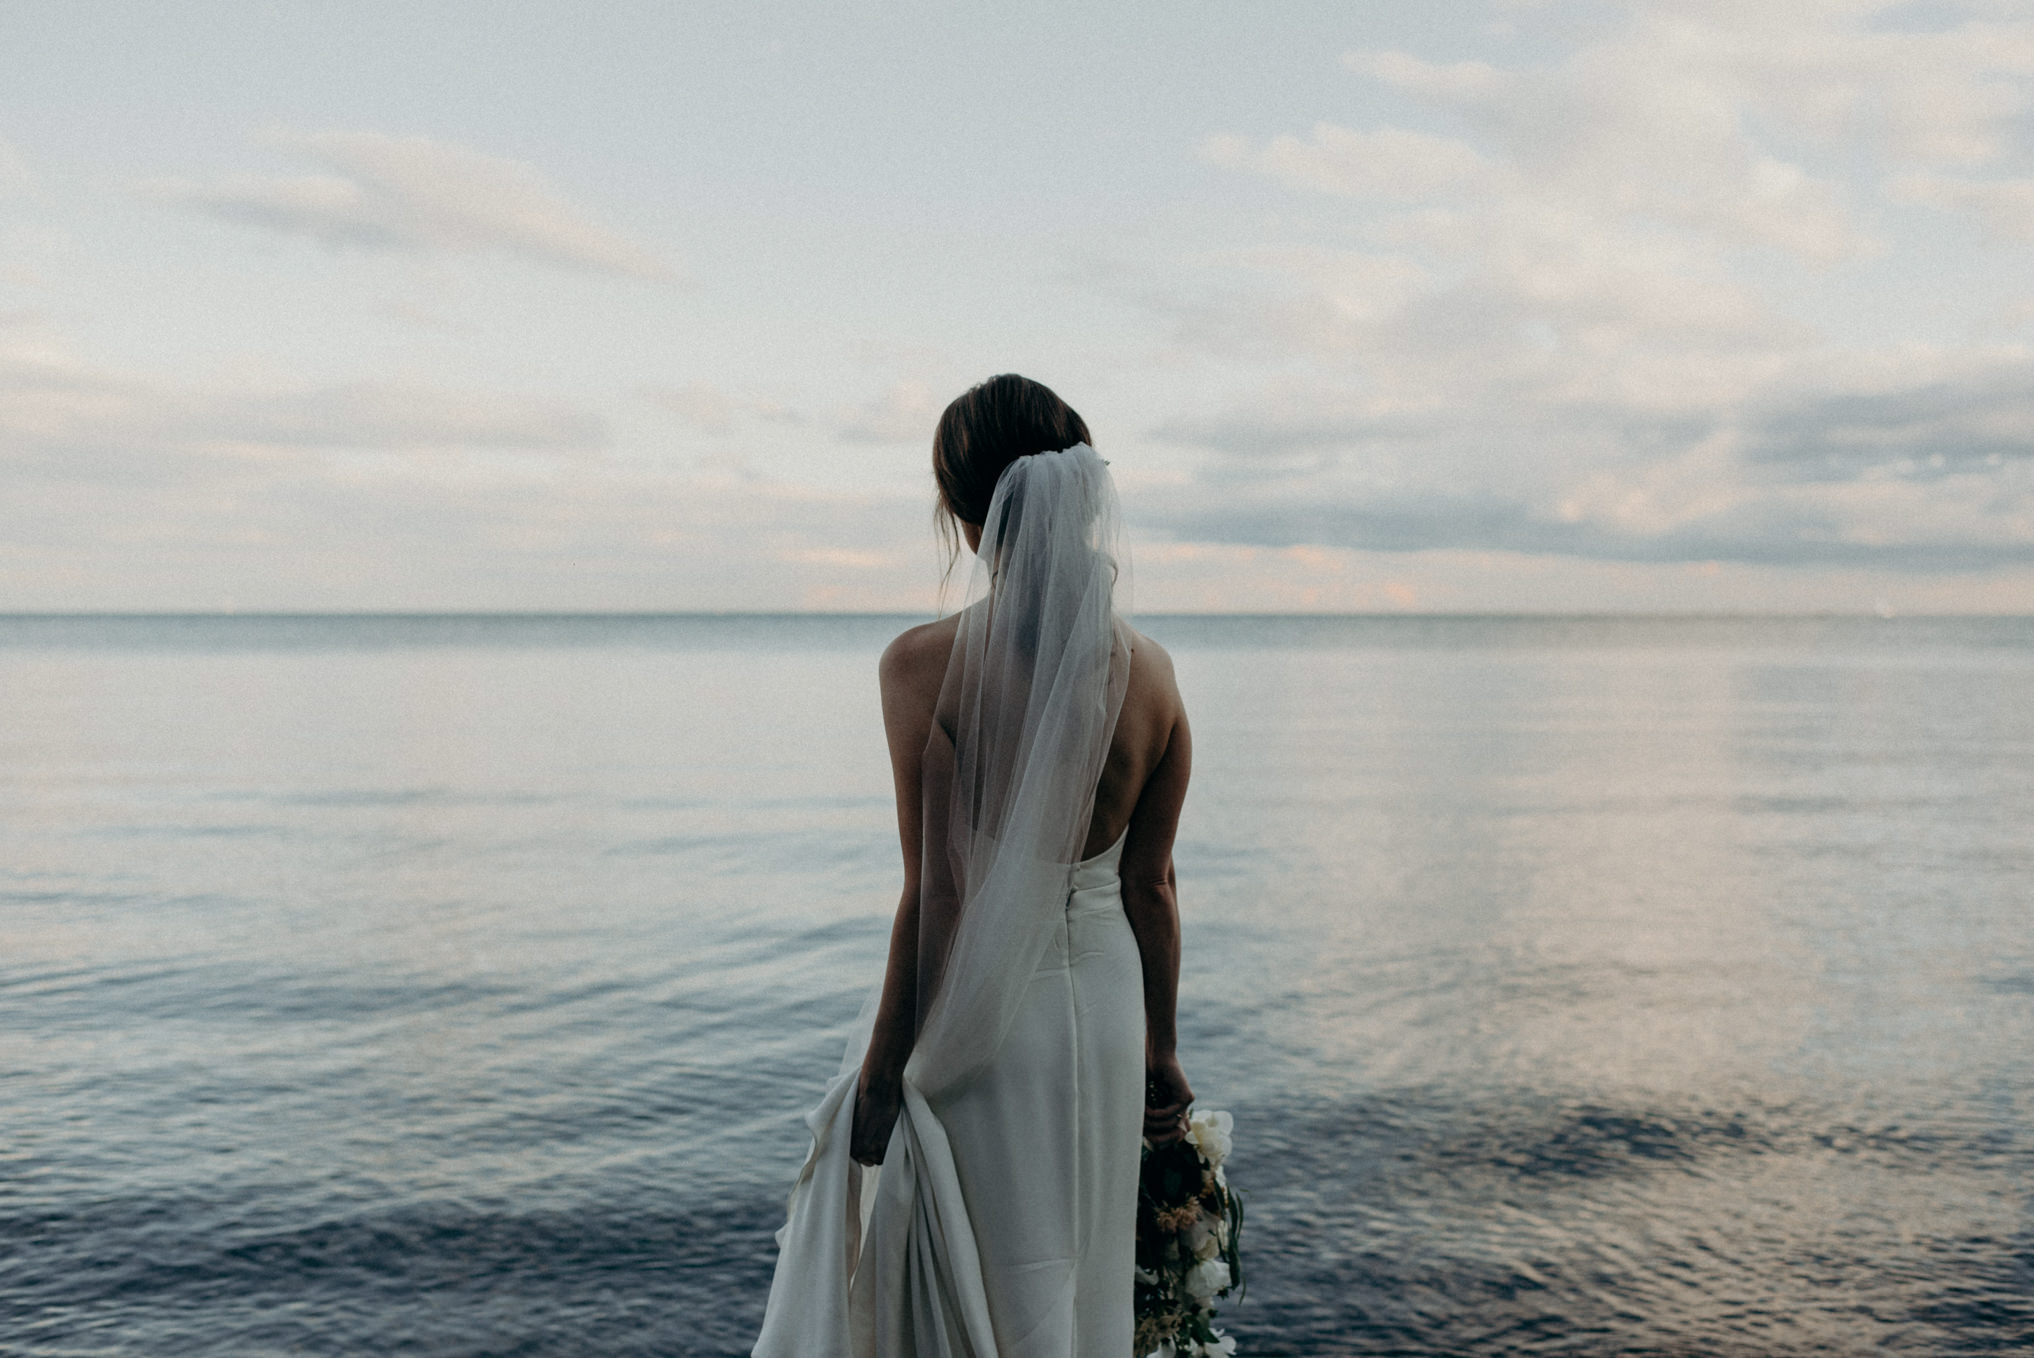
<box><xmin>754</xmin><ymin>374</ymin><xmax>1196</xmax><ymax>1357</ymax></box>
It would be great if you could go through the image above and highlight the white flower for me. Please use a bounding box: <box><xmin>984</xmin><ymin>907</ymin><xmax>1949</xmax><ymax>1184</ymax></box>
<box><xmin>1187</xmin><ymin>1214</ymin><xmax>1220</xmax><ymax>1261</ymax></box>
<box><xmin>1187</xmin><ymin>1331</ymin><xmax>1237</xmax><ymax>1358</ymax></box>
<box><xmin>1184</xmin><ymin>1256</ymin><xmax>1231</xmax><ymax>1300</ymax></box>
<box><xmin>1186</xmin><ymin>1109</ymin><xmax>1233</xmax><ymax>1168</ymax></box>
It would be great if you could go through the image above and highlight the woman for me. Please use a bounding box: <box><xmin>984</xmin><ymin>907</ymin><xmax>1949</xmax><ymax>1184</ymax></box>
<box><xmin>754</xmin><ymin>375</ymin><xmax>1195</xmax><ymax>1358</ymax></box>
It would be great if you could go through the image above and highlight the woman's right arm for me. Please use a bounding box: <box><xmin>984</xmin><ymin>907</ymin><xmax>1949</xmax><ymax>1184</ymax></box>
<box><xmin>850</xmin><ymin>630</ymin><xmax>936</xmax><ymax>1165</ymax></box>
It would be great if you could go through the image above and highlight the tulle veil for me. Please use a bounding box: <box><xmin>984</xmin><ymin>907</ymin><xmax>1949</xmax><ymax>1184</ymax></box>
<box><xmin>753</xmin><ymin>442</ymin><xmax>1129</xmax><ymax>1357</ymax></box>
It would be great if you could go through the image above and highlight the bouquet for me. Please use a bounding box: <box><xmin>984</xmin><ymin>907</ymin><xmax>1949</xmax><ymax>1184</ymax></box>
<box><xmin>1134</xmin><ymin>1109</ymin><xmax>1244</xmax><ymax>1358</ymax></box>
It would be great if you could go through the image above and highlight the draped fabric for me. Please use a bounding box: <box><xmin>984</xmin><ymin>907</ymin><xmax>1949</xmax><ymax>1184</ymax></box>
<box><xmin>754</xmin><ymin>444</ymin><xmax>1131</xmax><ymax>1358</ymax></box>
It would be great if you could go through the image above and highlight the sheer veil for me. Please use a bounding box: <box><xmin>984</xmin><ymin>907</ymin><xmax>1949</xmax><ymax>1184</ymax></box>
<box><xmin>752</xmin><ymin>442</ymin><xmax>1130</xmax><ymax>1358</ymax></box>
<box><xmin>909</xmin><ymin>440</ymin><xmax>1130</xmax><ymax>1099</ymax></box>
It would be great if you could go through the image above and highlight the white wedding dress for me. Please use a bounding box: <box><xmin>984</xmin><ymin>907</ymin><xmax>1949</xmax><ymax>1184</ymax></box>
<box><xmin>753</xmin><ymin>444</ymin><xmax>1143</xmax><ymax>1358</ymax></box>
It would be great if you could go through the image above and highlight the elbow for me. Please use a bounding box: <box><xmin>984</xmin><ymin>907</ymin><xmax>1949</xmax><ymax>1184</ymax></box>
<box><xmin>1120</xmin><ymin>879</ymin><xmax>1178</xmax><ymax>925</ymax></box>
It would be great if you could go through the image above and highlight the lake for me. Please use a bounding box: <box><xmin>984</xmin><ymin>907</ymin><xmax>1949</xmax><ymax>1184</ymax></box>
<box><xmin>2</xmin><ymin>613</ymin><xmax>2030</xmax><ymax>1355</ymax></box>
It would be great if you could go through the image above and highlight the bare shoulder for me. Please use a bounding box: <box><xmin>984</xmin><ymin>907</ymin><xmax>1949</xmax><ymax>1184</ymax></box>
<box><xmin>1125</xmin><ymin>626</ymin><xmax>1182</xmax><ymax>708</ymax></box>
<box><xmin>878</xmin><ymin>615</ymin><xmax>960</xmax><ymax>711</ymax></box>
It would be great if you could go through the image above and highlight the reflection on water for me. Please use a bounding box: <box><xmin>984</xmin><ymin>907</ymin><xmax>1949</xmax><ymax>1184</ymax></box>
<box><xmin>2</xmin><ymin>614</ymin><xmax>2031</xmax><ymax>1355</ymax></box>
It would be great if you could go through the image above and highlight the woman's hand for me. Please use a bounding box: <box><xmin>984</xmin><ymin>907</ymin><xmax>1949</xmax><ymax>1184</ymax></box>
<box><xmin>1143</xmin><ymin>1050</ymin><xmax>1194</xmax><ymax>1145</ymax></box>
<box><xmin>850</xmin><ymin>1067</ymin><xmax>902</xmax><ymax>1166</ymax></box>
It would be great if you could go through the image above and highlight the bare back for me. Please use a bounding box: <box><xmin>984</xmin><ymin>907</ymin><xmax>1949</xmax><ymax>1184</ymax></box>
<box><xmin>877</xmin><ymin>615</ymin><xmax>1190</xmax><ymax>890</ymax></box>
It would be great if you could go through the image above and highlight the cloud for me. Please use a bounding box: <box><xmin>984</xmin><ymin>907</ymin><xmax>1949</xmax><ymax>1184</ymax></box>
<box><xmin>147</xmin><ymin>130</ymin><xmax>673</xmax><ymax>279</ymax></box>
<box><xmin>1742</xmin><ymin>357</ymin><xmax>2034</xmax><ymax>482</ymax></box>
<box><xmin>1889</xmin><ymin>172</ymin><xmax>2034</xmax><ymax>240</ymax></box>
<box><xmin>1149</xmin><ymin>348</ymin><xmax>2034</xmax><ymax>568</ymax></box>
<box><xmin>1310</xmin><ymin>4</ymin><xmax>2031</xmax><ymax>260</ymax></box>
<box><xmin>838</xmin><ymin>380</ymin><xmax>941</xmax><ymax>444</ymax></box>
<box><xmin>1155</xmin><ymin>404</ymin><xmax>1435</xmax><ymax>463</ymax></box>
<box><xmin>1202</xmin><ymin>125</ymin><xmax>1491</xmax><ymax>201</ymax></box>
<box><xmin>0</xmin><ymin>403</ymin><xmax>941</xmax><ymax>610</ymax></box>
<box><xmin>1</xmin><ymin>338</ymin><xmax>608</xmax><ymax>474</ymax></box>
<box><xmin>649</xmin><ymin>382</ymin><xmax>738</xmax><ymax>434</ymax></box>
<box><xmin>190</xmin><ymin>382</ymin><xmax>608</xmax><ymax>454</ymax></box>
<box><xmin>1335</xmin><ymin>23</ymin><xmax>1879</xmax><ymax>261</ymax></box>
<box><xmin>1348</xmin><ymin>50</ymin><xmax>1510</xmax><ymax>105</ymax></box>
<box><xmin>1160</xmin><ymin>3</ymin><xmax>2034</xmax><ymax>574</ymax></box>
<box><xmin>646</xmin><ymin>382</ymin><xmax>802</xmax><ymax>434</ymax></box>
<box><xmin>1350</xmin><ymin>7</ymin><xmax>2034</xmax><ymax>169</ymax></box>
<box><xmin>1149</xmin><ymin>212</ymin><xmax>1794</xmax><ymax>420</ymax></box>
<box><xmin>1722</xmin><ymin>12</ymin><xmax>2034</xmax><ymax>166</ymax></box>
<box><xmin>1161</xmin><ymin>485</ymin><xmax>2034</xmax><ymax>570</ymax></box>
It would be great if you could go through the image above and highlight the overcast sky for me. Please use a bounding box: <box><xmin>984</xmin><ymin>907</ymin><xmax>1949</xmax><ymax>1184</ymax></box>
<box><xmin>3</xmin><ymin>0</ymin><xmax>2032</xmax><ymax>612</ymax></box>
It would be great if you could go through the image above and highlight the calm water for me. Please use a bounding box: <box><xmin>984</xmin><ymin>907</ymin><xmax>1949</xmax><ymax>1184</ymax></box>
<box><xmin>3</xmin><ymin>613</ymin><xmax>2032</xmax><ymax>1356</ymax></box>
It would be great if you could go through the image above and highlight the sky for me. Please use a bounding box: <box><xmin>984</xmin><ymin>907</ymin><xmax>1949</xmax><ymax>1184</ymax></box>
<box><xmin>2</xmin><ymin>0</ymin><xmax>2032</xmax><ymax>613</ymax></box>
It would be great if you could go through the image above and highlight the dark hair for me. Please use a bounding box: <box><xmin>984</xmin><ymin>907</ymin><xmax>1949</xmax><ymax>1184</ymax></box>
<box><xmin>932</xmin><ymin>374</ymin><xmax>1091</xmax><ymax>568</ymax></box>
